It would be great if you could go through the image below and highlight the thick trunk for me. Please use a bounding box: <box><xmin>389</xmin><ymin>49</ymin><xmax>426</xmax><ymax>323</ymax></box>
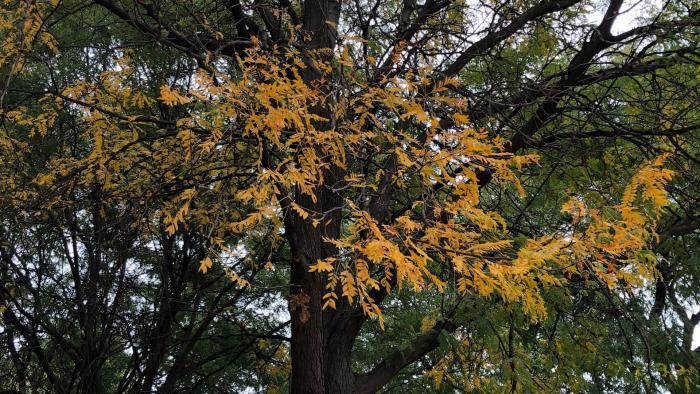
<box><xmin>285</xmin><ymin>109</ymin><xmax>350</xmax><ymax>394</ymax></box>
<box><xmin>287</xmin><ymin>263</ymin><xmax>358</xmax><ymax>393</ymax></box>
<box><xmin>288</xmin><ymin>218</ymin><xmax>326</xmax><ymax>393</ymax></box>
<box><xmin>289</xmin><ymin>267</ymin><xmax>327</xmax><ymax>393</ymax></box>
<box><xmin>78</xmin><ymin>357</ymin><xmax>105</xmax><ymax>394</ymax></box>
<box><xmin>80</xmin><ymin>193</ymin><xmax>106</xmax><ymax>394</ymax></box>
<box><xmin>323</xmin><ymin>330</ymin><xmax>357</xmax><ymax>393</ymax></box>
<box><xmin>286</xmin><ymin>0</ymin><xmax>350</xmax><ymax>392</ymax></box>
<box><xmin>286</xmin><ymin>161</ymin><xmax>348</xmax><ymax>391</ymax></box>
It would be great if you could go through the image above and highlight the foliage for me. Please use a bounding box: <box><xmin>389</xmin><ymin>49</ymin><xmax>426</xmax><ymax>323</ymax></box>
<box><xmin>1</xmin><ymin>0</ymin><xmax>699</xmax><ymax>392</ymax></box>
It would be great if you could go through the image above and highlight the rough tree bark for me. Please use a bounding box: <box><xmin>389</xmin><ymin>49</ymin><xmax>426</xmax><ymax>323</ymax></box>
<box><xmin>283</xmin><ymin>1</ymin><xmax>346</xmax><ymax>392</ymax></box>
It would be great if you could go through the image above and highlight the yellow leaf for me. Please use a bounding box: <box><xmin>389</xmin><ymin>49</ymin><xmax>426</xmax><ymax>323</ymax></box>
<box><xmin>159</xmin><ymin>85</ymin><xmax>191</xmax><ymax>106</ymax></box>
<box><xmin>309</xmin><ymin>259</ymin><xmax>334</xmax><ymax>273</ymax></box>
<box><xmin>199</xmin><ymin>256</ymin><xmax>213</xmax><ymax>273</ymax></box>
<box><xmin>291</xmin><ymin>202</ymin><xmax>310</xmax><ymax>220</ymax></box>
<box><xmin>420</xmin><ymin>315</ymin><xmax>436</xmax><ymax>333</ymax></box>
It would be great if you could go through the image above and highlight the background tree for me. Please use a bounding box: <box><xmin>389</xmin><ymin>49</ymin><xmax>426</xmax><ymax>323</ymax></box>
<box><xmin>1</xmin><ymin>0</ymin><xmax>699</xmax><ymax>393</ymax></box>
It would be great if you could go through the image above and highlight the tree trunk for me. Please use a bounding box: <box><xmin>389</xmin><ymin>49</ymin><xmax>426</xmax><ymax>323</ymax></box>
<box><xmin>285</xmin><ymin>1</ymin><xmax>345</xmax><ymax>389</ymax></box>
<box><xmin>323</xmin><ymin>330</ymin><xmax>357</xmax><ymax>393</ymax></box>
<box><xmin>286</xmin><ymin>227</ymin><xmax>358</xmax><ymax>393</ymax></box>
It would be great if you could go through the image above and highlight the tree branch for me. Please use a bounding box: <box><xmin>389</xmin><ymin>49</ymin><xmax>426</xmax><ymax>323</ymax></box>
<box><xmin>355</xmin><ymin>319</ymin><xmax>457</xmax><ymax>393</ymax></box>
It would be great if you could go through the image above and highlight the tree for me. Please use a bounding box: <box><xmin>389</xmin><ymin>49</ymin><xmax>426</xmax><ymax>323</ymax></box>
<box><xmin>1</xmin><ymin>0</ymin><xmax>699</xmax><ymax>392</ymax></box>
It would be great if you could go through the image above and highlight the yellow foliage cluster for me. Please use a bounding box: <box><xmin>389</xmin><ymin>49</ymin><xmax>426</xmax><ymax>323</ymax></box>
<box><xmin>0</xmin><ymin>0</ymin><xmax>58</xmax><ymax>75</ymax></box>
<box><xmin>2</xmin><ymin>38</ymin><xmax>675</xmax><ymax>327</ymax></box>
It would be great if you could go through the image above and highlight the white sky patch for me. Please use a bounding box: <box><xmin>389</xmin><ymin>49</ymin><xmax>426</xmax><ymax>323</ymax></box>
<box><xmin>587</xmin><ymin>0</ymin><xmax>664</xmax><ymax>34</ymax></box>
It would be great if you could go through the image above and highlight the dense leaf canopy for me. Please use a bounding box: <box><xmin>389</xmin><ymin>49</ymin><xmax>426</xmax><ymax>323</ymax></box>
<box><xmin>1</xmin><ymin>0</ymin><xmax>699</xmax><ymax>392</ymax></box>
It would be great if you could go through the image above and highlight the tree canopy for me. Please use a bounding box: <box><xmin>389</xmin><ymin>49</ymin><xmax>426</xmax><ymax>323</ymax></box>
<box><xmin>1</xmin><ymin>0</ymin><xmax>699</xmax><ymax>392</ymax></box>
